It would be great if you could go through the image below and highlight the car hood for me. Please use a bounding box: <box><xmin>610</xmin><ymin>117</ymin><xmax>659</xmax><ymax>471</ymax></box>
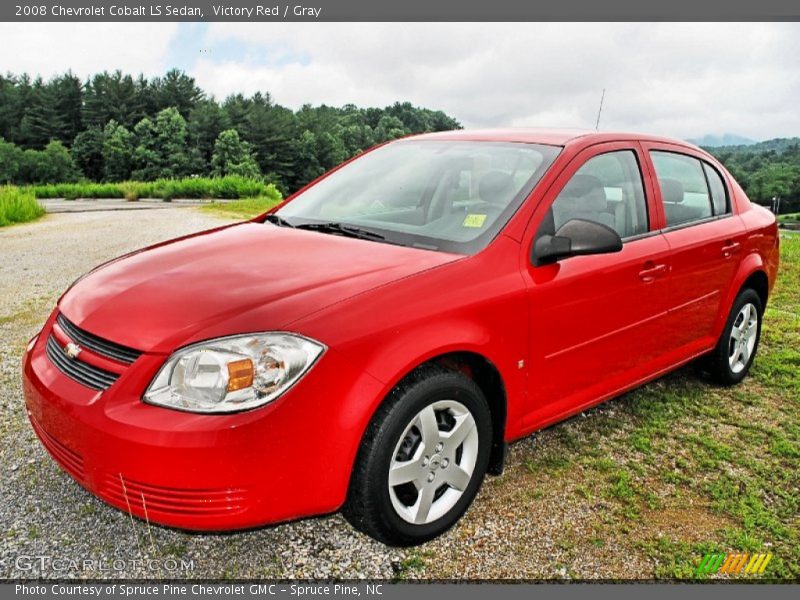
<box><xmin>59</xmin><ymin>222</ymin><xmax>461</xmax><ymax>353</ymax></box>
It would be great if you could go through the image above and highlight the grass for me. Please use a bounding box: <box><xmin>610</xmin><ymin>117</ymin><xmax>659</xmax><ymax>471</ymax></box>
<box><xmin>414</xmin><ymin>232</ymin><xmax>799</xmax><ymax>580</ymax></box>
<box><xmin>0</xmin><ymin>186</ymin><xmax>45</xmax><ymax>227</ymax></box>
<box><xmin>199</xmin><ymin>196</ymin><xmax>283</xmax><ymax>219</ymax></box>
<box><xmin>27</xmin><ymin>176</ymin><xmax>282</xmax><ymax>202</ymax></box>
<box><xmin>527</xmin><ymin>233</ymin><xmax>800</xmax><ymax>578</ymax></box>
<box><xmin>777</xmin><ymin>212</ymin><xmax>799</xmax><ymax>224</ymax></box>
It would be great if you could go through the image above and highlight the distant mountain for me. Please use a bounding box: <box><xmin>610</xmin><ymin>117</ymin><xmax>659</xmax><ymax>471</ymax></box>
<box><xmin>707</xmin><ymin>137</ymin><xmax>800</xmax><ymax>155</ymax></box>
<box><xmin>688</xmin><ymin>134</ymin><xmax>757</xmax><ymax>147</ymax></box>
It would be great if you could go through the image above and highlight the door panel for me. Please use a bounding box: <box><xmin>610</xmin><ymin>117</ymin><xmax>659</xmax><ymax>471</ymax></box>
<box><xmin>520</xmin><ymin>143</ymin><xmax>673</xmax><ymax>430</ymax></box>
<box><xmin>660</xmin><ymin>218</ymin><xmax>745</xmax><ymax>349</ymax></box>
<box><xmin>524</xmin><ymin>236</ymin><xmax>672</xmax><ymax>428</ymax></box>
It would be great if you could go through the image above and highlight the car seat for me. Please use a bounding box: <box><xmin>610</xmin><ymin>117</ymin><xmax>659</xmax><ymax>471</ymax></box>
<box><xmin>552</xmin><ymin>174</ymin><xmax>617</xmax><ymax>232</ymax></box>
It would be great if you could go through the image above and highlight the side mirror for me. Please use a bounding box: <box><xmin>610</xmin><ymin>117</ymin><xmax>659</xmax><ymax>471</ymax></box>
<box><xmin>533</xmin><ymin>218</ymin><xmax>623</xmax><ymax>265</ymax></box>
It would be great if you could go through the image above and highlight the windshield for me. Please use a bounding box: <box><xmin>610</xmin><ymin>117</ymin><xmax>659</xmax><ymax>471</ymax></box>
<box><xmin>273</xmin><ymin>140</ymin><xmax>561</xmax><ymax>254</ymax></box>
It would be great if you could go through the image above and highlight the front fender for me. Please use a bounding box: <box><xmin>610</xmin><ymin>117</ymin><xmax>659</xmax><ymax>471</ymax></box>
<box><xmin>337</xmin><ymin>318</ymin><xmax>526</xmax><ymax>444</ymax></box>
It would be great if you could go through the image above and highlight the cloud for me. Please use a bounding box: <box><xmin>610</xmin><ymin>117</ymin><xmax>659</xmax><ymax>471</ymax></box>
<box><xmin>0</xmin><ymin>23</ymin><xmax>179</xmax><ymax>79</ymax></box>
<box><xmin>194</xmin><ymin>22</ymin><xmax>800</xmax><ymax>140</ymax></box>
<box><xmin>1</xmin><ymin>22</ymin><xmax>798</xmax><ymax>140</ymax></box>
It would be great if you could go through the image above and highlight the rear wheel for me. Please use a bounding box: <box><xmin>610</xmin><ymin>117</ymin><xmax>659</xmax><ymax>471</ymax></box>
<box><xmin>704</xmin><ymin>288</ymin><xmax>763</xmax><ymax>385</ymax></box>
<box><xmin>343</xmin><ymin>366</ymin><xmax>492</xmax><ymax>546</ymax></box>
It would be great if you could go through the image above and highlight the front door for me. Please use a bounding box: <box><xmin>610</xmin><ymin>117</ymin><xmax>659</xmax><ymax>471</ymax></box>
<box><xmin>521</xmin><ymin>143</ymin><xmax>673</xmax><ymax>431</ymax></box>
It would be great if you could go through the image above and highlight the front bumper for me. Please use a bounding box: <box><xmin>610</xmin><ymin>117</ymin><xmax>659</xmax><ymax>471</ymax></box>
<box><xmin>22</xmin><ymin>313</ymin><xmax>385</xmax><ymax>531</ymax></box>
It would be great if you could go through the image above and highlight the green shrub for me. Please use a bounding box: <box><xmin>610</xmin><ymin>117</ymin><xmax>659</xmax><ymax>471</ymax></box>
<box><xmin>29</xmin><ymin>182</ymin><xmax>125</xmax><ymax>199</ymax></box>
<box><xmin>26</xmin><ymin>176</ymin><xmax>281</xmax><ymax>203</ymax></box>
<box><xmin>0</xmin><ymin>186</ymin><xmax>45</xmax><ymax>227</ymax></box>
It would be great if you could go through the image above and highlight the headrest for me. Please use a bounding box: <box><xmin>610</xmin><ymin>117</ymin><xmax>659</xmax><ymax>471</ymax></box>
<box><xmin>659</xmin><ymin>178</ymin><xmax>684</xmax><ymax>204</ymax></box>
<box><xmin>560</xmin><ymin>174</ymin><xmax>607</xmax><ymax>210</ymax></box>
<box><xmin>479</xmin><ymin>170</ymin><xmax>514</xmax><ymax>204</ymax></box>
<box><xmin>562</xmin><ymin>174</ymin><xmax>603</xmax><ymax>197</ymax></box>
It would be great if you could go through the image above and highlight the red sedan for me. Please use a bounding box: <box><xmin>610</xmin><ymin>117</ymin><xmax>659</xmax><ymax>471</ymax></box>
<box><xmin>22</xmin><ymin>129</ymin><xmax>779</xmax><ymax>545</ymax></box>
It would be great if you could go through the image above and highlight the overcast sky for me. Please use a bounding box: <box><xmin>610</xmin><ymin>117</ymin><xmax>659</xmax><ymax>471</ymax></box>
<box><xmin>2</xmin><ymin>22</ymin><xmax>799</xmax><ymax>141</ymax></box>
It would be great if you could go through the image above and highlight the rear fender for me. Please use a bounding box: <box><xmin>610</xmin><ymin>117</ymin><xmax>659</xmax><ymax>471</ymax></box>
<box><xmin>713</xmin><ymin>252</ymin><xmax>766</xmax><ymax>340</ymax></box>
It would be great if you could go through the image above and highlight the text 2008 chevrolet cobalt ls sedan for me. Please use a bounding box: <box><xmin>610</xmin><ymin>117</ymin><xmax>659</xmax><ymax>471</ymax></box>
<box><xmin>23</xmin><ymin>129</ymin><xmax>779</xmax><ymax>545</ymax></box>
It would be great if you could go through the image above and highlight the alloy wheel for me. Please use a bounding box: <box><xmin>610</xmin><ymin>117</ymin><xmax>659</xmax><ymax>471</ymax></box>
<box><xmin>388</xmin><ymin>400</ymin><xmax>479</xmax><ymax>525</ymax></box>
<box><xmin>728</xmin><ymin>302</ymin><xmax>759</xmax><ymax>374</ymax></box>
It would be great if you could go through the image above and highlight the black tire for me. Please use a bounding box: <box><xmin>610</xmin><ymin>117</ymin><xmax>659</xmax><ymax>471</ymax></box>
<box><xmin>704</xmin><ymin>288</ymin><xmax>763</xmax><ymax>386</ymax></box>
<box><xmin>343</xmin><ymin>365</ymin><xmax>492</xmax><ymax>546</ymax></box>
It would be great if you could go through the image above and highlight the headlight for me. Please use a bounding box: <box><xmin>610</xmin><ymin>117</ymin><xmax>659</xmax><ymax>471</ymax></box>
<box><xmin>143</xmin><ymin>333</ymin><xmax>325</xmax><ymax>413</ymax></box>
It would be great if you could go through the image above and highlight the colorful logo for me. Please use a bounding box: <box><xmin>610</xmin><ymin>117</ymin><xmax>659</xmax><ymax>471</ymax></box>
<box><xmin>696</xmin><ymin>553</ymin><xmax>772</xmax><ymax>576</ymax></box>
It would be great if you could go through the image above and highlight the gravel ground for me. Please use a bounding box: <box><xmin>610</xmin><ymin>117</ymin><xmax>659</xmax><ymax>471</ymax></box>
<box><xmin>2</xmin><ymin>211</ymin><xmax>796</xmax><ymax>580</ymax></box>
<box><xmin>0</xmin><ymin>210</ymin><xmax>407</xmax><ymax>580</ymax></box>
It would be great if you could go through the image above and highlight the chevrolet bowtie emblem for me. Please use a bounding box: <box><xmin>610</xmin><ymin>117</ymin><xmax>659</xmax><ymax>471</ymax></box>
<box><xmin>64</xmin><ymin>342</ymin><xmax>82</xmax><ymax>359</ymax></box>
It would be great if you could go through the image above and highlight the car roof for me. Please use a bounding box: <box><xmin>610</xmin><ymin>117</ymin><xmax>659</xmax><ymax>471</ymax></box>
<box><xmin>408</xmin><ymin>128</ymin><xmax>700</xmax><ymax>150</ymax></box>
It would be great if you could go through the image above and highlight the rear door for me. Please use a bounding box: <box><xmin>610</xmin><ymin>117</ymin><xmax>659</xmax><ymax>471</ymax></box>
<box><xmin>521</xmin><ymin>142</ymin><xmax>673</xmax><ymax>430</ymax></box>
<box><xmin>641</xmin><ymin>144</ymin><xmax>746</xmax><ymax>354</ymax></box>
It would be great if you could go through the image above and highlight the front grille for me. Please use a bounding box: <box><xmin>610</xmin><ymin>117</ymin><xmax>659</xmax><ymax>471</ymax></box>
<box><xmin>29</xmin><ymin>415</ymin><xmax>85</xmax><ymax>482</ymax></box>
<box><xmin>104</xmin><ymin>474</ymin><xmax>248</xmax><ymax>518</ymax></box>
<box><xmin>56</xmin><ymin>313</ymin><xmax>141</xmax><ymax>364</ymax></box>
<box><xmin>46</xmin><ymin>335</ymin><xmax>119</xmax><ymax>390</ymax></box>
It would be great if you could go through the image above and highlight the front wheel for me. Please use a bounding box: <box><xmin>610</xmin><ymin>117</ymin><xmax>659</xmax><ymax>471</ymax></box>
<box><xmin>343</xmin><ymin>366</ymin><xmax>492</xmax><ymax>546</ymax></box>
<box><xmin>704</xmin><ymin>288</ymin><xmax>763</xmax><ymax>385</ymax></box>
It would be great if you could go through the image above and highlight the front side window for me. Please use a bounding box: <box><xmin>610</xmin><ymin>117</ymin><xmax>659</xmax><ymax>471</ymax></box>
<box><xmin>650</xmin><ymin>151</ymin><xmax>717</xmax><ymax>227</ymax></box>
<box><xmin>539</xmin><ymin>150</ymin><xmax>649</xmax><ymax>240</ymax></box>
<box><xmin>275</xmin><ymin>140</ymin><xmax>560</xmax><ymax>254</ymax></box>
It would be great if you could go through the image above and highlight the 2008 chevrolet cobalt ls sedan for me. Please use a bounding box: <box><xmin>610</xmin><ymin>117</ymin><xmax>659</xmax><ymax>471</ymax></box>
<box><xmin>23</xmin><ymin>129</ymin><xmax>779</xmax><ymax>545</ymax></box>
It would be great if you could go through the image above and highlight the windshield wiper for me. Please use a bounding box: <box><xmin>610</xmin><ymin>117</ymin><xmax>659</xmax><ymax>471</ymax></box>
<box><xmin>295</xmin><ymin>222</ymin><xmax>386</xmax><ymax>242</ymax></box>
<box><xmin>265</xmin><ymin>214</ymin><xmax>295</xmax><ymax>228</ymax></box>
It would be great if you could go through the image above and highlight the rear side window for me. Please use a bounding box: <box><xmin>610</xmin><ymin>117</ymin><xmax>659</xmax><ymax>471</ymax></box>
<box><xmin>703</xmin><ymin>163</ymin><xmax>730</xmax><ymax>216</ymax></box>
<box><xmin>541</xmin><ymin>150</ymin><xmax>649</xmax><ymax>240</ymax></box>
<box><xmin>650</xmin><ymin>152</ymin><xmax>713</xmax><ymax>227</ymax></box>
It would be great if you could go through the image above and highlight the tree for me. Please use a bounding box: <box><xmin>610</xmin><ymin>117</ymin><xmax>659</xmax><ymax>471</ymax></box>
<box><xmin>0</xmin><ymin>137</ymin><xmax>23</xmax><ymax>183</ymax></box>
<box><xmin>235</xmin><ymin>93</ymin><xmax>299</xmax><ymax>185</ymax></box>
<box><xmin>0</xmin><ymin>68</ymin><xmax>465</xmax><ymax>191</ymax></box>
<box><xmin>315</xmin><ymin>131</ymin><xmax>347</xmax><ymax>170</ymax></box>
<box><xmin>0</xmin><ymin>75</ymin><xmax>24</xmax><ymax>144</ymax></box>
<box><xmin>132</xmin><ymin>108</ymin><xmax>190</xmax><ymax>180</ymax></box>
<box><xmin>1</xmin><ymin>137</ymin><xmax>77</xmax><ymax>184</ymax></box>
<box><xmin>18</xmin><ymin>77</ymin><xmax>61</xmax><ymax>148</ymax></box>
<box><xmin>84</xmin><ymin>70</ymin><xmax>149</xmax><ymax>130</ymax></box>
<box><xmin>188</xmin><ymin>99</ymin><xmax>230</xmax><ymax>170</ymax></box>
<box><xmin>374</xmin><ymin>115</ymin><xmax>408</xmax><ymax>143</ymax></box>
<box><xmin>211</xmin><ymin>129</ymin><xmax>261</xmax><ymax>178</ymax></box>
<box><xmin>152</xmin><ymin>69</ymin><xmax>203</xmax><ymax>118</ymax></box>
<box><xmin>131</xmin><ymin>117</ymin><xmax>159</xmax><ymax>181</ymax></box>
<box><xmin>153</xmin><ymin>107</ymin><xmax>191</xmax><ymax>177</ymax></box>
<box><xmin>52</xmin><ymin>72</ymin><xmax>83</xmax><ymax>144</ymax></box>
<box><xmin>292</xmin><ymin>130</ymin><xmax>324</xmax><ymax>185</ymax></box>
<box><xmin>102</xmin><ymin>120</ymin><xmax>134</xmax><ymax>182</ymax></box>
<box><xmin>72</xmin><ymin>126</ymin><xmax>105</xmax><ymax>181</ymax></box>
<box><xmin>39</xmin><ymin>140</ymin><xmax>80</xmax><ymax>182</ymax></box>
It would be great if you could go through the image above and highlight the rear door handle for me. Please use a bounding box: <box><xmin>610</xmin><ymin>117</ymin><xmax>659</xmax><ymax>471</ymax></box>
<box><xmin>722</xmin><ymin>241</ymin><xmax>741</xmax><ymax>258</ymax></box>
<box><xmin>638</xmin><ymin>262</ymin><xmax>667</xmax><ymax>282</ymax></box>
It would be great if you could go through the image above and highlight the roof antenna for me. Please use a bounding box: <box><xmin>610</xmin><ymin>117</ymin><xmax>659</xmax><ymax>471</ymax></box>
<box><xmin>595</xmin><ymin>88</ymin><xmax>606</xmax><ymax>131</ymax></box>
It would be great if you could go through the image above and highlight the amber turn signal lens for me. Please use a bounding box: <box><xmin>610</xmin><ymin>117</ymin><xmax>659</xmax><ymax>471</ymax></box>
<box><xmin>227</xmin><ymin>358</ymin><xmax>254</xmax><ymax>392</ymax></box>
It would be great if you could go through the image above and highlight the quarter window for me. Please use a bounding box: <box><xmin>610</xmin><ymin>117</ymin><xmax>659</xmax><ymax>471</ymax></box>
<box><xmin>650</xmin><ymin>152</ymin><xmax>717</xmax><ymax>227</ymax></box>
<box><xmin>541</xmin><ymin>150</ymin><xmax>649</xmax><ymax>240</ymax></box>
<box><xmin>703</xmin><ymin>163</ymin><xmax>730</xmax><ymax>216</ymax></box>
